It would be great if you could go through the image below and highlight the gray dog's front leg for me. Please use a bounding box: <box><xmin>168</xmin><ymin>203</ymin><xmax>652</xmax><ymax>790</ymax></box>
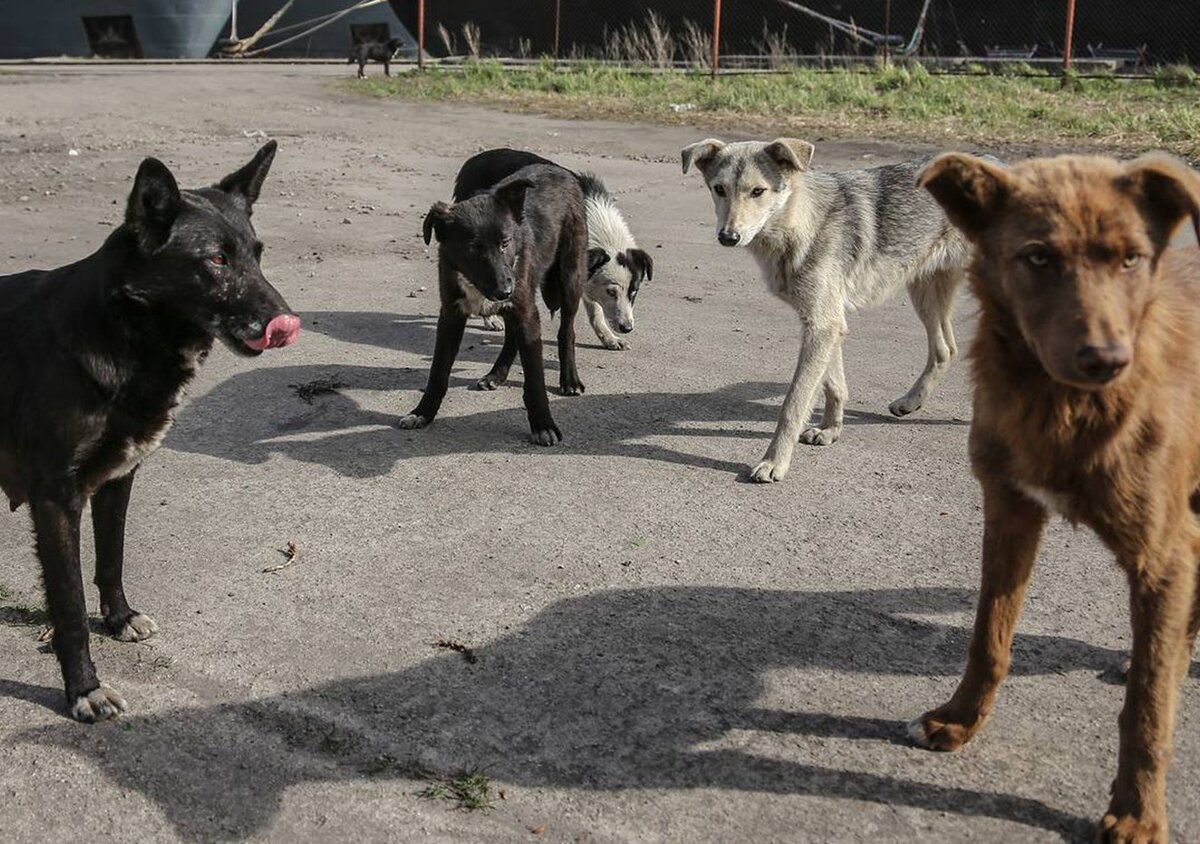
<box><xmin>750</xmin><ymin>321</ymin><xmax>845</xmax><ymax>483</ymax></box>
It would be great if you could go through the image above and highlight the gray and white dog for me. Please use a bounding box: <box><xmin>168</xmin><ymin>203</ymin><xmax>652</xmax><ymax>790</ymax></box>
<box><xmin>682</xmin><ymin>138</ymin><xmax>972</xmax><ymax>483</ymax></box>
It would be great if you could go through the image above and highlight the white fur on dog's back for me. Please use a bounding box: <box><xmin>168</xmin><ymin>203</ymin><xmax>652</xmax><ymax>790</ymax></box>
<box><xmin>583</xmin><ymin>186</ymin><xmax>637</xmax><ymax>254</ymax></box>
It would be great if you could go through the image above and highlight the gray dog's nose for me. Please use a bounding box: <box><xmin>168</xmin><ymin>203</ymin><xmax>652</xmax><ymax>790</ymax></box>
<box><xmin>718</xmin><ymin>230</ymin><xmax>740</xmax><ymax>247</ymax></box>
<box><xmin>1076</xmin><ymin>344</ymin><xmax>1130</xmax><ymax>383</ymax></box>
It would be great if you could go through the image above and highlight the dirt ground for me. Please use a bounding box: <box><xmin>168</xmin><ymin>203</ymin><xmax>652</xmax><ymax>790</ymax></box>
<box><xmin>0</xmin><ymin>64</ymin><xmax>1196</xmax><ymax>843</ymax></box>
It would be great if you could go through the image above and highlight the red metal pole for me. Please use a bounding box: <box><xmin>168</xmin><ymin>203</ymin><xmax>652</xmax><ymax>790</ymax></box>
<box><xmin>554</xmin><ymin>0</ymin><xmax>561</xmax><ymax>60</ymax></box>
<box><xmin>1063</xmin><ymin>0</ymin><xmax>1076</xmax><ymax>71</ymax></box>
<box><xmin>711</xmin><ymin>0</ymin><xmax>722</xmax><ymax>79</ymax></box>
<box><xmin>417</xmin><ymin>0</ymin><xmax>425</xmax><ymax>71</ymax></box>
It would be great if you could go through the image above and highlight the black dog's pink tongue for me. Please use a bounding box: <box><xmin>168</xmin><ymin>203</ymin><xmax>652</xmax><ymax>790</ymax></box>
<box><xmin>245</xmin><ymin>314</ymin><xmax>301</xmax><ymax>351</ymax></box>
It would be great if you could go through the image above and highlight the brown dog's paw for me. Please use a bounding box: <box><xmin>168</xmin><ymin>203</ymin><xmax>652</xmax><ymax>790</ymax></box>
<box><xmin>907</xmin><ymin>708</ymin><xmax>980</xmax><ymax>752</ymax></box>
<box><xmin>1098</xmin><ymin>813</ymin><xmax>1165</xmax><ymax>843</ymax></box>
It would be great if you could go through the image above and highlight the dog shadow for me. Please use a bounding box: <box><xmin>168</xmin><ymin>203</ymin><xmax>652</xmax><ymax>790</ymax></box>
<box><xmin>169</xmin><ymin>310</ymin><xmax>969</xmax><ymax>479</ymax></box>
<box><xmin>16</xmin><ymin>586</ymin><xmax>1111</xmax><ymax>842</ymax></box>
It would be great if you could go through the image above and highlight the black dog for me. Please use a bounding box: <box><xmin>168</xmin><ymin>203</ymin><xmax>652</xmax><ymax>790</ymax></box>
<box><xmin>349</xmin><ymin>37</ymin><xmax>405</xmax><ymax>78</ymax></box>
<box><xmin>455</xmin><ymin>148</ymin><xmax>653</xmax><ymax>350</ymax></box>
<box><xmin>401</xmin><ymin>164</ymin><xmax>587</xmax><ymax>445</ymax></box>
<box><xmin>0</xmin><ymin>141</ymin><xmax>300</xmax><ymax>721</ymax></box>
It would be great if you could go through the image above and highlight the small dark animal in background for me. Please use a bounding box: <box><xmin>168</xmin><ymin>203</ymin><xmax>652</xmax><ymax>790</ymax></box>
<box><xmin>349</xmin><ymin>37</ymin><xmax>405</xmax><ymax>78</ymax></box>
<box><xmin>0</xmin><ymin>141</ymin><xmax>300</xmax><ymax>722</ymax></box>
<box><xmin>454</xmin><ymin>148</ymin><xmax>653</xmax><ymax>350</ymax></box>
<box><xmin>402</xmin><ymin>164</ymin><xmax>588</xmax><ymax>445</ymax></box>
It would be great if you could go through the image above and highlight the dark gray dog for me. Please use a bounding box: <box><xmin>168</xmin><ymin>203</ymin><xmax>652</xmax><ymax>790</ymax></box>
<box><xmin>402</xmin><ymin>164</ymin><xmax>587</xmax><ymax>445</ymax></box>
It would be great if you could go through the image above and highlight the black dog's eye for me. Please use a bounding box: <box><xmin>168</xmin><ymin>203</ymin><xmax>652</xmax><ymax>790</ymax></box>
<box><xmin>712</xmin><ymin>185</ymin><xmax>726</xmax><ymax>198</ymax></box>
<box><xmin>750</xmin><ymin>187</ymin><xmax>767</xmax><ymax>198</ymax></box>
<box><xmin>209</xmin><ymin>253</ymin><xmax>229</xmax><ymax>267</ymax></box>
<box><xmin>501</xmin><ymin>237</ymin><xmax>512</xmax><ymax>249</ymax></box>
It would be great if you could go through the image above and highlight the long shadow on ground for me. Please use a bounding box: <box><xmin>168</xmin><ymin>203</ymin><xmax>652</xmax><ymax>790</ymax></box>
<box><xmin>15</xmin><ymin>586</ymin><xmax>1112</xmax><ymax>842</ymax></box>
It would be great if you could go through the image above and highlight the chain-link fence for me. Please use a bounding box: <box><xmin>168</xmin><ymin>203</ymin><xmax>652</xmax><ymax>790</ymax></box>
<box><xmin>386</xmin><ymin>1</ymin><xmax>1196</xmax><ymax>72</ymax></box>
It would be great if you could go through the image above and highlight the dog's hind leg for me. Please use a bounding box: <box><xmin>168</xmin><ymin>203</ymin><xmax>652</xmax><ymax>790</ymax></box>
<box><xmin>554</xmin><ymin>221</ymin><xmax>587</xmax><ymax>396</ymax></box>
<box><xmin>799</xmin><ymin>343</ymin><xmax>847</xmax><ymax>446</ymax></box>
<box><xmin>750</xmin><ymin>320</ymin><xmax>846</xmax><ymax>483</ymax></box>
<box><xmin>398</xmin><ymin>307</ymin><xmax>467</xmax><ymax>429</ymax></box>
<box><xmin>890</xmin><ymin>270</ymin><xmax>961</xmax><ymax>417</ymax></box>
<box><xmin>92</xmin><ymin>469</ymin><xmax>157</xmax><ymax>643</ymax></box>
<box><xmin>32</xmin><ymin>493</ymin><xmax>127</xmax><ymax>721</ymax></box>
<box><xmin>476</xmin><ymin>322</ymin><xmax>518</xmax><ymax>391</ymax></box>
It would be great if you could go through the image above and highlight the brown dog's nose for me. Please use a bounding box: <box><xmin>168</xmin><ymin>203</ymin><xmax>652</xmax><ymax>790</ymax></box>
<box><xmin>1075</xmin><ymin>344</ymin><xmax>1130</xmax><ymax>383</ymax></box>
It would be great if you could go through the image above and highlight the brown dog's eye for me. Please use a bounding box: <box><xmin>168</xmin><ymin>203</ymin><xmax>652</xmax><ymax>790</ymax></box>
<box><xmin>1024</xmin><ymin>250</ymin><xmax>1050</xmax><ymax>269</ymax></box>
<box><xmin>1122</xmin><ymin>253</ymin><xmax>1142</xmax><ymax>270</ymax></box>
<box><xmin>712</xmin><ymin>185</ymin><xmax>726</xmax><ymax>198</ymax></box>
<box><xmin>209</xmin><ymin>253</ymin><xmax>228</xmax><ymax>267</ymax></box>
<box><xmin>750</xmin><ymin>187</ymin><xmax>767</xmax><ymax>198</ymax></box>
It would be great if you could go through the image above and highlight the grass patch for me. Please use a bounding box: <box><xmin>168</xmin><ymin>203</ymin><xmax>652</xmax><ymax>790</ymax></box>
<box><xmin>418</xmin><ymin>769</ymin><xmax>494</xmax><ymax>810</ymax></box>
<box><xmin>0</xmin><ymin>583</ymin><xmax>10</xmax><ymax>600</ymax></box>
<box><xmin>354</xmin><ymin>63</ymin><xmax>1200</xmax><ymax>159</ymax></box>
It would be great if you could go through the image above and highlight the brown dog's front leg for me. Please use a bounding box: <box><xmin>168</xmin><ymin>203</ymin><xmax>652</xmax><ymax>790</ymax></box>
<box><xmin>909</xmin><ymin>477</ymin><xmax>1046</xmax><ymax>751</ymax></box>
<box><xmin>1100</xmin><ymin>553</ymin><xmax>1195</xmax><ymax>843</ymax></box>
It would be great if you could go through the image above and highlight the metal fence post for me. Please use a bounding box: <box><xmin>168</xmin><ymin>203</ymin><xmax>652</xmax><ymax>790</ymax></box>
<box><xmin>1063</xmin><ymin>0</ymin><xmax>1076</xmax><ymax>71</ymax></box>
<box><xmin>554</xmin><ymin>0</ymin><xmax>562</xmax><ymax>59</ymax></box>
<box><xmin>711</xmin><ymin>0</ymin><xmax>722</xmax><ymax>79</ymax></box>
<box><xmin>418</xmin><ymin>0</ymin><xmax>425</xmax><ymax>71</ymax></box>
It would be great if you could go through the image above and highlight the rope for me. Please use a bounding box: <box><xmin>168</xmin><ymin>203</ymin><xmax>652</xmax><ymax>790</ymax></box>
<box><xmin>230</xmin><ymin>0</ymin><xmax>390</xmax><ymax>58</ymax></box>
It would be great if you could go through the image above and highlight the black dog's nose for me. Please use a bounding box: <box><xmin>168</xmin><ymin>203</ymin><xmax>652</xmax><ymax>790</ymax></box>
<box><xmin>718</xmin><ymin>230</ymin><xmax>741</xmax><ymax>247</ymax></box>
<box><xmin>1076</xmin><ymin>344</ymin><xmax>1130</xmax><ymax>383</ymax></box>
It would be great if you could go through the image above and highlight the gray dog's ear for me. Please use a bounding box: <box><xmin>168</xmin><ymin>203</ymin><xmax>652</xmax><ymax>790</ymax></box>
<box><xmin>1124</xmin><ymin>153</ymin><xmax>1200</xmax><ymax>249</ymax></box>
<box><xmin>126</xmin><ymin>157</ymin><xmax>182</xmax><ymax>252</ymax></box>
<box><xmin>218</xmin><ymin>140</ymin><xmax>277</xmax><ymax>212</ymax></box>
<box><xmin>918</xmin><ymin>152</ymin><xmax>1010</xmax><ymax>240</ymax></box>
<box><xmin>423</xmin><ymin>201</ymin><xmax>452</xmax><ymax>245</ymax></box>
<box><xmin>764</xmin><ymin>138</ymin><xmax>815</xmax><ymax>173</ymax></box>
<box><xmin>681</xmin><ymin>139</ymin><xmax>725</xmax><ymax>175</ymax></box>
<box><xmin>495</xmin><ymin>178</ymin><xmax>534</xmax><ymax>223</ymax></box>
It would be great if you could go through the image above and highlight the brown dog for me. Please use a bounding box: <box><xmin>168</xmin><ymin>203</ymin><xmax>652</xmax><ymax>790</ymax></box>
<box><xmin>908</xmin><ymin>151</ymin><xmax>1200</xmax><ymax>843</ymax></box>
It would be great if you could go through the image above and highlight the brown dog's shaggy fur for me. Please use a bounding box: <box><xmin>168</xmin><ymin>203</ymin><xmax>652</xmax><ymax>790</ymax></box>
<box><xmin>908</xmin><ymin>152</ymin><xmax>1200</xmax><ymax>843</ymax></box>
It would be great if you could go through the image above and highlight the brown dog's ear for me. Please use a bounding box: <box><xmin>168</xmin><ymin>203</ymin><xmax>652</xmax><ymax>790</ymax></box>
<box><xmin>764</xmin><ymin>138</ymin><xmax>815</xmax><ymax>173</ymax></box>
<box><xmin>422</xmin><ymin>201</ymin><xmax>452</xmax><ymax>245</ymax></box>
<box><xmin>495</xmin><ymin>178</ymin><xmax>534</xmax><ymax>223</ymax></box>
<box><xmin>681</xmin><ymin>139</ymin><xmax>725</xmax><ymax>175</ymax></box>
<box><xmin>1124</xmin><ymin>153</ymin><xmax>1200</xmax><ymax>248</ymax></box>
<box><xmin>918</xmin><ymin>152</ymin><xmax>1010</xmax><ymax>240</ymax></box>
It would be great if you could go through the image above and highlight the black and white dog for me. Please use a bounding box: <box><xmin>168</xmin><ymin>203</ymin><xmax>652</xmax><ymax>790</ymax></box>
<box><xmin>0</xmin><ymin>142</ymin><xmax>299</xmax><ymax>721</ymax></box>
<box><xmin>455</xmin><ymin>148</ymin><xmax>653</xmax><ymax>350</ymax></box>
<box><xmin>404</xmin><ymin>164</ymin><xmax>587</xmax><ymax>445</ymax></box>
<box><xmin>349</xmin><ymin>37</ymin><xmax>405</xmax><ymax>78</ymax></box>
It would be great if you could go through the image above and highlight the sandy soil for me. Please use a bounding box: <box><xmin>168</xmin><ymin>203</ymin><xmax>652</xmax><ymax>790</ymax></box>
<box><xmin>0</xmin><ymin>64</ymin><xmax>1196</xmax><ymax>843</ymax></box>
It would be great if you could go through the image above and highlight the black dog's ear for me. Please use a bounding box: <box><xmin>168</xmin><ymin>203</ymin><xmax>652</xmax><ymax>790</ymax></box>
<box><xmin>587</xmin><ymin>248</ymin><xmax>611</xmax><ymax>276</ymax></box>
<box><xmin>218</xmin><ymin>140</ymin><xmax>278</xmax><ymax>212</ymax></box>
<box><xmin>495</xmin><ymin>178</ymin><xmax>534</xmax><ymax>223</ymax></box>
<box><xmin>125</xmin><ymin>157</ymin><xmax>182</xmax><ymax>252</ymax></box>
<box><xmin>423</xmin><ymin>201</ymin><xmax>452</xmax><ymax>245</ymax></box>
<box><xmin>627</xmin><ymin>248</ymin><xmax>653</xmax><ymax>282</ymax></box>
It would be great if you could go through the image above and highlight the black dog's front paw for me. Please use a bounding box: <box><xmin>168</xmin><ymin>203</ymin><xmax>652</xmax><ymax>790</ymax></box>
<box><xmin>105</xmin><ymin>611</ymin><xmax>158</xmax><ymax>642</ymax></box>
<box><xmin>559</xmin><ymin>373</ymin><xmax>585</xmax><ymax>396</ymax></box>
<box><xmin>529</xmin><ymin>421</ymin><xmax>563</xmax><ymax>446</ymax></box>
<box><xmin>396</xmin><ymin>412</ymin><xmax>430</xmax><ymax>430</ymax></box>
<box><xmin>474</xmin><ymin>373</ymin><xmax>506</xmax><ymax>391</ymax></box>
<box><xmin>70</xmin><ymin>683</ymin><xmax>127</xmax><ymax>723</ymax></box>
